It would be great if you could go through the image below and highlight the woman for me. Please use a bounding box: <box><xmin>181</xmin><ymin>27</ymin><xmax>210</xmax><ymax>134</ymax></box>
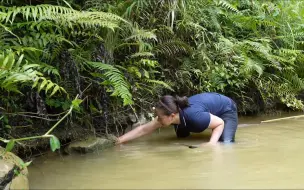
<box><xmin>116</xmin><ymin>92</ymin><xmax>238</xmax><ymax>147</ymax></box>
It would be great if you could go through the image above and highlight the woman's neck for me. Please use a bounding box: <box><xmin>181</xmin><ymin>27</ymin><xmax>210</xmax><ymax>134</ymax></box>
<box><xmin>172</xmin><ymin>113</ymin><xmax>181</xmax><ymax>125</ymax></box>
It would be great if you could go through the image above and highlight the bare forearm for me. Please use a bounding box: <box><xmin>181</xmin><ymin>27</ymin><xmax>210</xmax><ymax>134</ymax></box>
<box><xmin>117</xmin><ymin>118</ymin><xmax>161</xmax><ymax>144</ymax></box>
<box><xmin>209</xmin><ymin>123</ymin><xmax>224</xmax><ymax>143</ymax></box>
<box><xmin>117</xmin><ymin>127</ymin><xmax>145</xmax><ymax>144</ymax></box>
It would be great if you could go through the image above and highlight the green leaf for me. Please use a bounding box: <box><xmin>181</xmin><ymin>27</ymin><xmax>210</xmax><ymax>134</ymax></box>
<box><xmin>5</xmin><ymin>140</ymin><xmax>15</xmax><ymax>152</ymax></box>
<box><xmin>2</xmin><ymin>56</ymin><xmax>9</xmax><ymax>69</ymax></box>
<box><xmin>144</xmin><ymin>69</ymin><xmax>150</xmax><ymax>78</ymax></box>
<box><xmin>24</xmin><ymin>161</ymin><xmax>32</xmax><ymax>167</ymax></box>
<box><xmin>49</xmin><ymin>136</ymin><xmax>60</xmax><ymax>152</ymax></box>
<box><xmin>38</xmin><ymin>78</ymin><xmax>48</xmax><ymax>93</ymax></box>
<box><xmin>50</xmin><ymin>85</ymin><xmax>60</xmax><ymax>97</ymax></box>
<box><xmin>6</xmin><ymin>53</ymin><xmax>15</xmax><ymax>70</ymax></box>
<box><xmin>45</xmin><ymin>82</ymin><xmax>54</xmax><ymax>94</ymax></box>
<box><xmin>5</xmin><ymin>125</ymin><xmax>11</xmax><ymax>129</ymax></box>
<box><xmin>15</xmin><ymin>54</ymin><xmax>24</xmax><ymax>68</ymax></box>
<box><xmin>72</xmin><ymin>99</ymin><xmax>83</xmax><ymax>111</ymax></box>
<box><xmin>32</xmin><ymin>78</ymin><xmax>39</xmax><ymax>88</ymax></box>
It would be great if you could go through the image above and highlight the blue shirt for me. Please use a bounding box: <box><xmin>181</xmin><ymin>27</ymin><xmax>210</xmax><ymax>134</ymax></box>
<box><xmin>174</xmin><ymin>92</ymin><xmax>235</xmax><ymax>133</ymax></box>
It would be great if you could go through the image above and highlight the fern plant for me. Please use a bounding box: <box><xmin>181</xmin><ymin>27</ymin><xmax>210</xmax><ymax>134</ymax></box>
<box><xmin>87</xmin><ymin>61</ymin><xmax>133</xmax><ymax>106</ymax></box>
<box><xmin>0</xmin><ymin>50</ymin><xmax>65</xmax><ymax>96</ymax></box>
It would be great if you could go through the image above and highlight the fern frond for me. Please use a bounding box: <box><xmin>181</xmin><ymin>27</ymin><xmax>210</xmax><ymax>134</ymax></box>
<box><xmin>3</xmin><ymin>5</ymin><xmax>76</xmax><ymax>22</ymax></box>
<box><xmin>215</xmin><ymin>0</ymin><xmax>239</xmax><ymax>13</ymax></box>
<box><xmin>40</xmin><ymin>63</ymin><xmax>60</xmax><ymax>77</ymax></box>
<box><xmin>240</xmin><ymin>56</ymin><xmax>264</xmax><ymax>77</ymax></box>
<box><xmin>137</xmin><ymin>59</ymin><xmax>159</xmax><ymax>68</ymax></box>
<box><xmin>282</xmin><ymin>70</ymin><xmax>304</xmax><ymax>92</ymax></box>
<box><xmin>276</xmin><ymin>48</ymin><xmax>302</xmax><ymax>57</ymax></box>
<box><xmin>127</xmin><ymin>66</ymin><xmax>142</xmax><ymax>78</ymax></box>
<box><xmin>126</xmin><ymin>27</ymin><xmax>157</xmax><ymax>41</ymax></box>
<box><xmin>154</xmin><ymin>39</ymin><xmax>192</xmax><ymax>57</ymax></box>
<box><xmin>70</xmin><ymin>11</ymin><xmax>125</xmax><ymax>30</ymax></box>
<box><xmin>70</xmin><ymin>31</ymin><xmax>103</xmax><ymax>41</ymax></box>
<box><xmin>275</xmin><ymin>32</ymin><xmax>304</xmax><ymax>39</ymax></box>
<box><xmin>145</xmin><ymin>79</ymin><xmax>174</xmax><ymax>91</ymax></box>
<box><xmin>122</xmin><ymin>0</ymin><xmax>152</xmax><ymax>18</ymax></box>
<box><xmin>0</xmin><ymin>23</ymin><xmax>20</xmax><ymax>43</ymax></box>
<box><xmin>88</xmin><ymin>61</ymin><xmax>133</xmax><ymax>106</ymax></box>
<box><xmin>50</xmin><ymin>44</ymin><xmax>63</xmax><ymax>61</ymax></box>
<box><xmin>0</xmin><ymin>50</ymin><xmax>65</xmax><ymax>96</ymax></box>
<box><xmin>130</xmin><ymin>52</ymin><xmax>154</xmax><ymax>58</ymax></box>
<box><xmin>1</xmin><ymin>5</ymin><xmax>126</xmax><ymax>30</ymax></box>
<box><xmin>20</xmin><ymin>33</ymin><xmax>73</xmax><ymax>48</ymax></box>
<box><xmin>32</xmin><ymin>76</ymin><xmax>66</xmax><ymax>96</ymax></box>
<box><xmin>155</xmin><ymin>26</ymin><xmax>174</xmax><ymax>43</ymax></box>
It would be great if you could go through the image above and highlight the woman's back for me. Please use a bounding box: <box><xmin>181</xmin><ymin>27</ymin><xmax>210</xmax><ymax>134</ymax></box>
<box><xmin>186</xmin><ymin>92</ymin><xmax>233</xmax><ymax>116</ymax></box>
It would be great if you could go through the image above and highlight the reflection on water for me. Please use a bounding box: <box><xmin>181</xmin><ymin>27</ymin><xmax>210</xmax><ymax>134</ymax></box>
<box><xmin>29</xmin><ymin>114</ymin><xmax>304</xmax><ymax>189</ymax></box>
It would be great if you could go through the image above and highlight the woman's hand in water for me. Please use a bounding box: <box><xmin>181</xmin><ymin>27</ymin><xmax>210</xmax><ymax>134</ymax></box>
<box><xmin>106</xmin><ymin>134</ymin><xmax>120</xmax><ymax>145</ymax></box>
<box><xmin>199</xmin><ymin>142</ymin><xmax>217</xmax><ymax>148</ymax></box>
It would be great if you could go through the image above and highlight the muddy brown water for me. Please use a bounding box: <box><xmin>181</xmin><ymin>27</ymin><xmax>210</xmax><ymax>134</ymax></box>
<box><xmin>29</xmin><ymin>113</ymin><xmax>304</xmax><ymax>189</ymax></box>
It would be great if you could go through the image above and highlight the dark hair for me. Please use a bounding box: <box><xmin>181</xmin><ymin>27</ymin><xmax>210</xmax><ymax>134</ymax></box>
<box><xmin>155</xmin><ymin>95</ymin><xmax>189</xmax><ymax>116</ymax></box>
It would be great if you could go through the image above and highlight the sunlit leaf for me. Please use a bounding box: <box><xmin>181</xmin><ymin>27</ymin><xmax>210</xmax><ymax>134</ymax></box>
<box><xmin>5</xmin><ymin>140</ymin><xmax>15</xmax><ymax>152</ymax></box>
<box><xmin>49</xmin><ymin>136</ymin><xmax>60</xmax><ymax>152</ymax></box>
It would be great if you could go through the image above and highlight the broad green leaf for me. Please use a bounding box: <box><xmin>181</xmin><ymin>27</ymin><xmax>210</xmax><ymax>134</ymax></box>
<box><xmin>15</xmin><ymin>54</ymin><xmax>24</xmax><ymax>68</ymax></box>
<box><xmin>49</xmin><ymin>136</ymin><xmax>60</xmax><ymax>152</ymax></box>
<box><xmin>5</xmin><ymin>140</ymin><xmax>15</xmax><ymax>152</ymax></box>
<box><xmin>72</xmin><ymin>99</ymin><xmax>83</xmax><ymax>107</ymax></box>
<box><xmin>2</xmin><ymin>56</ymin><xmax>9</xmax><ymax>69</ymax></box>
<box><xmin>72</xmin><ymin>99</ymin><xmax>83</xmax><ymax>111</ymax></box>
<box><xmin>6</xmin><ymin>53</ymin><xmax>15</xmax><ymax>70</ymax></box>
<box><xmin>144</xmin><ymin>69</ymin><xmax>150</xmax><ymax>78</ymax></box>
<box><xmin>23</xmin><ymin>64</ymin><xmax>40</xmax><ymax>70</ymax></box>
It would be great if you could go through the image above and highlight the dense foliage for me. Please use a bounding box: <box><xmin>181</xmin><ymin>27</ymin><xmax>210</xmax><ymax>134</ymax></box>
<box><xmin>1</xmin><ymin>0</ymin><xmax>304</xmax><ymax>152</ymax></box>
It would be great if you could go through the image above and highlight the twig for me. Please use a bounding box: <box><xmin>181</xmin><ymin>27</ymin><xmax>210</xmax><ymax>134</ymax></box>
<box><xmin>80</xmin><ymin>83</ymin><xmax>92</xmax><ymax>97</ymax></box>
<box><xmin>0</xmin><ymin>113</ymin><xmax>59</xmax><ymax>121</ymax></box>
<box><xmin>129</xmin><ymin>104</ymin><xmax>139</xmax><ymax>121</ymax></box>
<box><xmin>2</xmin><ymin>111</ymin><xmax>68</xmax><ymax>117</ymax></box>
<box><xmin>261</xmin><ymin>114</ymin><xmax>304</xmax><ymax>123</ymax></box>
<box><xmin>12</xmin><ymin>135</ymin><xmax>53</xmax><ymax>142</ymax></box>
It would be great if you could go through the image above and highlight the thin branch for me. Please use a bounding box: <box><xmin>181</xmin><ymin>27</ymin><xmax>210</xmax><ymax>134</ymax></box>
<box><xmin>1</xmin><ymin>111</ymin><xmax>68</xmax><ymax>117</ymax></box>
<box><xmin>12</xmin><ymin>135</ymin><xmax>52</xmax><ymax>142</ymax></box>
<box><xmin>0</xmin><ymin>113</ymin><xmax>59</xmax><ymax>121</ymax></box>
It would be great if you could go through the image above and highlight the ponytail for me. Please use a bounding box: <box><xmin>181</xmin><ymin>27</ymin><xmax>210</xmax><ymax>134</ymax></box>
<box><xmin>175</xmin><ymin>96</ymin><xmax>189</xmax><ymax>109</ymax></box>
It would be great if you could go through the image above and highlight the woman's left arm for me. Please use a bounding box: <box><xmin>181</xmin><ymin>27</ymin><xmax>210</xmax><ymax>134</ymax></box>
<box><xmin>206</xmin><ymin>113</ymin><xmax>224</xmax><ymax>144</ymax></box>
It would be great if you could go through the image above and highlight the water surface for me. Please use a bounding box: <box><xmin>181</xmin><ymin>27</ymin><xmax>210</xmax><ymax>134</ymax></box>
<box><xmin>29</xmin><ymin>114</ymin><xmax>304</xmax><ymax>189</ymax></box>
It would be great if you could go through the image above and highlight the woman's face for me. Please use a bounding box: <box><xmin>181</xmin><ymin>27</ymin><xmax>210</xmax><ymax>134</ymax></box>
<box><xmin>155</xmin><ymin>108</ymin><xmax>175</xmax><ymax>126</ymax></box>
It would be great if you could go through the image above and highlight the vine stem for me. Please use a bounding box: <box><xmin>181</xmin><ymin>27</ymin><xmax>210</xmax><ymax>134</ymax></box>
<box><xmin>0</xmin><ymin>94</ymin><xmax>80</xmax><ymax>144</ymax></box>
<box><xmin>44</xmin><ymin>94</ymin><xmax>79</xmax><ymax>135</ymax></box>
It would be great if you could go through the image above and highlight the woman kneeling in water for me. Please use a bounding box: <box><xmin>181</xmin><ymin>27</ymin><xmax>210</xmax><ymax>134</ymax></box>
<box><xmin>116</xmin><ymin>92</ymin><xmax>238</xmax><ymax>147</ymax></box>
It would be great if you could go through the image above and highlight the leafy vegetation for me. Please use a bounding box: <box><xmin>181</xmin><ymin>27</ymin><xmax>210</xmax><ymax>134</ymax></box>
<box><xmin>1</xmin><ymin>0</ymin><xmax>304</xmax><ymax>154</ymax></box>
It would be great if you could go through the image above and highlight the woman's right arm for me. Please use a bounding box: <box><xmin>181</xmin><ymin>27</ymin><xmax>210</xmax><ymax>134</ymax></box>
<box><xmin>116</xmin><ymin>117</ymin><xmax>162</xmax><ymax>144</ymax></box>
